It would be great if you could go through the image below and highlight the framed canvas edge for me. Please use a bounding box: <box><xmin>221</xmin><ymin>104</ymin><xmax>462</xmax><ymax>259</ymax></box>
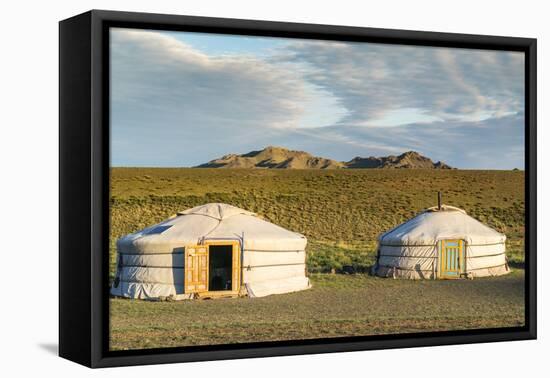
<box><xmin>94</xmin><ymin>329</ymin><xmax>535</xmax><ymax>368</ymax></box>
<box><xmin>59</xmin><ymin>9</ymin><xmax>537</xmax><ymax>369</ymax></box>
<box><xmin>59</xmin><ymin>10</ymin><xmax>93</xmax><ymax>367</ymax></box>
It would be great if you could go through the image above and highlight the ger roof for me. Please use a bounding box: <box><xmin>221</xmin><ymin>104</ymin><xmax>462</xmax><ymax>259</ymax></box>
<box><xmin>117</xmin><ymin>203</ymin><xmax>307</xmax><ymax>253</ymax></box>
<box><xmin>379</xmin><ymin>205</ymin><xmax>505</xmax><ymax>246</ymax></box>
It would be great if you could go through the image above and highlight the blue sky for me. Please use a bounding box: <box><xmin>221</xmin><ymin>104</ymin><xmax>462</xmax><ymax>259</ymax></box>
<box><xmin>110</xmin><ymin>28</ymin><xmax>525</xmax><ymax>169</ymax></box>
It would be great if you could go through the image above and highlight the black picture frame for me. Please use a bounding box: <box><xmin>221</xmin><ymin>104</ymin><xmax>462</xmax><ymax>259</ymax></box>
<box><xmin>59</xmin><ymin>9</ymin><xmax>537</xmax><ymax>368</ymax></box>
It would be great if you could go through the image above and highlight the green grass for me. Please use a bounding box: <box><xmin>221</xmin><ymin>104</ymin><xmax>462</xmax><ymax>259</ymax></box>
<box><xmin>110</xmin><ymin>271</ymin><xmax>525</xmax><ymax>350</ymax></box>
<box><xmin>109</xmin><ymin>168</ymin><xmax>526</xmax><ymax>350</ymax></box>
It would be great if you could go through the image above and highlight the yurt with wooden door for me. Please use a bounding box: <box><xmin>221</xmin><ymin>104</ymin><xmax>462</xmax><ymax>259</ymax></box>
<box><xmin>372</xmin><ymin>204</ymin><xmax>509</xmax><ymax>279</ymax></box>
<box><xmin>110</xmin><ymin>203</ymin><xmax>310</xmax><ymax>300</ymax></box>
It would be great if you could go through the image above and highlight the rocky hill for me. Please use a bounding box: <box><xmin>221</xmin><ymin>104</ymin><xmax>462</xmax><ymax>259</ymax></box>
<box><xmin>346</xmin><ymin>151</ymin><xmax>452</xmax><ymax>169</ymax></box>
<box><xmin>196</xmin><ymin>146</ymin><xmax>344</xmax><ymax>169</ymax></box>
<box><xmin>195</xmin><ymin>147</ymin><xmax>452</xmax><ymax>169</ymax></box>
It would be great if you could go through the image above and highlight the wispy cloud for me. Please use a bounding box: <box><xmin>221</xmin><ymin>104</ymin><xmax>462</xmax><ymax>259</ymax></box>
<box><xmin>281</xmin><ymin>40</ymin><xmax>524</xmax><ymax>126</ymax></box>
<box><xmin>111</xmin><ymin>29</ymin><xmax>345</xmax><ymax>166</ymax></box>
<box><xmin>110</xmin><ymin>29</ymin><xmax>525</xmax><ymax>169</ymax></box>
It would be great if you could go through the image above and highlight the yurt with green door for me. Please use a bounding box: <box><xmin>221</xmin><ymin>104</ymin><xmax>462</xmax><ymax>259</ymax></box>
<box><xmin>111</xmin><ymin>203</ymin><xmax>310</xmax><ymax>300</ymax></box>
<box><xmin>372</xmin><ymin>204</ymin><xmax>509</xmax><ymax>279</ymax></box>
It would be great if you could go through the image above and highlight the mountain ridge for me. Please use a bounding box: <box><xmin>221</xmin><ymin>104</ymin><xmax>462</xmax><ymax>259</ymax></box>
<box><xmin>195</xmin><ymin>146</ymin><xmax>452</xmax><ymax>169</ymax></box>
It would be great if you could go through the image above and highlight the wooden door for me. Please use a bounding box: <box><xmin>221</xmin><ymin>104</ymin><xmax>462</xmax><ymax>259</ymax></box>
<box><xmin>184</xmin><ymin>245</ymin><xmax>209</xmax><ymax>293</ymax></box>
<box><xmin>438</xmin><ymin>240</ymin><xmax>464</xmax><ymax>279</ymax></box>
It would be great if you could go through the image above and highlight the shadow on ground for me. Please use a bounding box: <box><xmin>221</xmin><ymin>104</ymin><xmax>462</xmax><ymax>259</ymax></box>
<box><xmin>38</xmin><ymin>343</ymin><xmax>58</xmax><ymax>355</ymax></box>
<box><xmin>509</xmin><ymin>261</ymin><xmax>525</xmax><ymax>269</ymax></box>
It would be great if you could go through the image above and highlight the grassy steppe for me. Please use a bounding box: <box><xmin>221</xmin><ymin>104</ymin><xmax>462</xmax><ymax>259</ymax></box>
<box><xmin>109</xmin><ymin>168</ymin><xmax>525</xmax><ymax>350</ymax></box>
<box><xmin>110</xmin><ymin>168</ymin><xmax>525</xmax><ymax>276</ymax></box>
<box><xmin>110</xmin><ymin>271</ymin><xmax>525</xmax><ymax>350</ymax></box>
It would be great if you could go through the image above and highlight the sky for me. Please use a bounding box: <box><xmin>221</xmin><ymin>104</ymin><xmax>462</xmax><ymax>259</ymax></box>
<box><xmin>110</xmin><ymin>28</ymin><xmax>525</xmax><ymax>169</ymax></box>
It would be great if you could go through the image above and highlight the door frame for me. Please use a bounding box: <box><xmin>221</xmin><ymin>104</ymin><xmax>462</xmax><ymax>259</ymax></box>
<box><xmin>437</xmin><ymin>239</ymin><xmax>464</xmax><ymax>279</ymax></box>
<box><xmin>204</xmin><ymin>240</ymin><xmax>241</xmax><ymax>296</ymax></box>
<box><xmin>184</xmin><ymin>240</ymin><xmax>242</xmax><ymax>297</ymax></box>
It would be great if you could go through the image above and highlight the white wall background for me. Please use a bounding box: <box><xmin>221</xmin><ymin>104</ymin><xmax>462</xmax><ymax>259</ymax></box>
<box><xmin>0</xmin><ymin>0</ymin><xmax>546</xmax><ymax>376</ymax></box>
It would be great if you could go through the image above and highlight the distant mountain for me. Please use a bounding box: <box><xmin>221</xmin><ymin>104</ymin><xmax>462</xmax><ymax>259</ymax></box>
<box><xmin>346</xmin><ymin>151</ymin><xmax>452</xmax><ymax>169</ymax></box>
<box><xmin>196</xmin><ymin>146</ymin><xmax>344</xmax><ymax>169</ymax></box>
<box><xmin>195</xmin><ymin>146</ymin><xmax>452</xmax><ymax>169</ymax></box>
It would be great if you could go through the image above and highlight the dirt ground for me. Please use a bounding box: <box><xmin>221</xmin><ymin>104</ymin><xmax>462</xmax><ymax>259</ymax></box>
<box><xmin>110</xmin><ymin>270</ymin><xmax>525</xmax><ymax>351</ymax></box>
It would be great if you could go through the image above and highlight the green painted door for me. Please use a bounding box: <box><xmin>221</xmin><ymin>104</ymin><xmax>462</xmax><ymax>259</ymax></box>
<box><xmin>438</xmin><ymin>240</ymin><xmax>463</xmax><ymax>279</ymax></box>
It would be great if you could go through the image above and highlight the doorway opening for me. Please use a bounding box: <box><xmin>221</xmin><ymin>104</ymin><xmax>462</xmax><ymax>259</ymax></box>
<box><xmin>208</xmin><ymin>245</ymin><xmax>233</xmax><ymax>291</ymax></box>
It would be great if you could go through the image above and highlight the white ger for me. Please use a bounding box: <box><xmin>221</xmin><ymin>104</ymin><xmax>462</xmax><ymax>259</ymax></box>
<box><xmin>111</xmin><ymin>203</ymin><xmax>310</xmax><ymax>300</ymax></box>
<box><xmin>372</xmin><ymin>205</ymin><xmax>509</xmax><ymax>279</ymax></box>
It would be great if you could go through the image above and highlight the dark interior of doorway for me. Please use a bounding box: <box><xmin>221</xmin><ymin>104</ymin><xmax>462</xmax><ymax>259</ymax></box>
<box><xmin>209</xmin><ymin>245</ymin><xmax>233</xmax><ymax>291</ymax></box>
